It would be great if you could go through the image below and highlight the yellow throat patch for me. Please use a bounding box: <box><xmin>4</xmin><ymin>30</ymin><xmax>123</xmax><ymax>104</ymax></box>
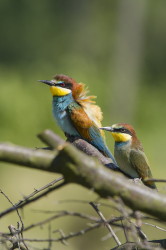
<box><xmin>50</xmin><ymin>86</ymin><xmax>71</xmax><ymax>96</ymax></box>
<box><xmin>111</xmin><ymin>132</ymin><xmax>132</xmax><ymax>142</ymax></box>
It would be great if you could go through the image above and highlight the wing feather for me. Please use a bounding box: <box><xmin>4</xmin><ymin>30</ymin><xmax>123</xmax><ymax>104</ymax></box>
<box><xmin>67</xmin><ymin>104</ymin><xmax>93</xmax><ymax>141</ymax></box>
<box><xmin>67</xmin><ymin>104</ymin><xmax>115</xmax><ymax>161</ymax></box>
<box><xmin>130</xmin><ymin>149</ymin><xmax>156</xmax><ymax>189</ymax></box>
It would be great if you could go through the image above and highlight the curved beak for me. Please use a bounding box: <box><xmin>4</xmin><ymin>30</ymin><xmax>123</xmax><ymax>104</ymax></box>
<box><xmin>38</xmin><ymin>80</ymin><xmax>55</xmax><ymax>86</ymax></box>
<box><xmin>100</xmin><ymin>126</ymin><xmax>114</xmax><ymax>132</ymax></box>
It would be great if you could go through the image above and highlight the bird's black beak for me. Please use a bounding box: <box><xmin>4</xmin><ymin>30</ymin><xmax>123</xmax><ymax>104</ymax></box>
<box><xmin>38</xmin><ymin>80</ymin><xmax>55</xmax><ymax>86</ymax></box>
<box><xmin>100</xmin><ymin>127</ymin><xmax>114</xmax><ymax>132</ymax></box>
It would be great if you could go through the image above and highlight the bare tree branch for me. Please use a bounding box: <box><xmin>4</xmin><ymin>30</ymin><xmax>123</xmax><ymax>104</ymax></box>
<box><xmin>8</xmin><ymin>225</ymin><xmax>28</xmax><ymax>250</ymax></box>
<box><xmin>90</xmin><ymin>202</ymin><xmax>121</xmax><ymax>246</ymax></box>
<box><xmin>23</xmin><ymin>210</ymin><xmax>99</xmax><ymax>232</ymax></box>
<box><xmin>38</xmin><ymin>130</ymin><xmax>120</xmax><ymax>171</ymax></box>
<box><xmin>143</xmin><ymin>222</ymin><xmax>166</xmax><ymax>232</ymax></box>
<box><xmin>112</xmin><ymin>241</ymin><xmax>165</xmax><ymax>250</ymax></box>
<box><xmin>0</xmin><ymin>130</ymin><xmax>166</xmax><ymax>221</ymax></box>
<box><xmin>0</xmin><ymin>190</ymin><xmax>28</xmax><ymax>249</ymax></box>
<box><xmin>0</xmin><ymin>178</ymin><xmax>65</xmax><ymax>219</ymax></box>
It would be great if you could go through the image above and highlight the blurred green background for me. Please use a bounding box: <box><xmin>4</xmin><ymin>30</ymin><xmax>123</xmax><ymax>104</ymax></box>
<box><xmin>0</xmin><ymin>0</ymin><xmax>166</xmax><ymax>249</ymax></box>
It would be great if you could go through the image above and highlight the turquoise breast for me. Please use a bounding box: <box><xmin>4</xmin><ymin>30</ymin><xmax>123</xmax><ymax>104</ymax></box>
<box><xmin>52</xmin><ymin>94</ymin><xmax>79</xmax><ymax>136</ymax></box>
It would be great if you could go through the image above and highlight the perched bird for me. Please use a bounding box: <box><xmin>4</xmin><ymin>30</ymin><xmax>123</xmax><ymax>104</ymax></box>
<box><xmin>100</xmin><ymin>123</ymin><xmax>157</xmax><ymax>189</ymax></box>
<box><xmin>39</xmin><ymin>74</ymin><xmax>117</xmax><ymax>166</ymax></box>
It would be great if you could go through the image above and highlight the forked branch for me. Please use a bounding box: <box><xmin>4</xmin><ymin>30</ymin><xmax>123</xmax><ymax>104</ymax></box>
<box><xmin>0</xmin><ymin>130</ymin><xmax>166</xmax><ymax>220</ymax></box>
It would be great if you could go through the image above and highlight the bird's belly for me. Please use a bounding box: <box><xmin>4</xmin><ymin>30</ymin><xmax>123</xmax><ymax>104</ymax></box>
<box><xmin>53</xmin><ymin>110</ymin><xmax>79</xmax><ymax>137</ymax></box>
<box><xmin>115</xmin><ymin>150</ymin><xmax>139</xmax><ymax>178</ymax></box>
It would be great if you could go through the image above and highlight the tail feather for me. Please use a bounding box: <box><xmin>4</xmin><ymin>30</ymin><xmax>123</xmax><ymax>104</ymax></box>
<box><xmin>143</xmin><ymin>179</ymin><xmax>157</xmax><ymax>190</ymax></box>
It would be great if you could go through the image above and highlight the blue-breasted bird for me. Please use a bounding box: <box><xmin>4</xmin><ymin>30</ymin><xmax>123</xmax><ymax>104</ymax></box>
<box><xmin>100</xmin><ymin>123</ymin><xmax>157</xmax><ymax>189</ymax></box>
<box><xmin>39</xmin><ymin>74</ymin><xmax>117</xmax><ymax>166</ymax></box>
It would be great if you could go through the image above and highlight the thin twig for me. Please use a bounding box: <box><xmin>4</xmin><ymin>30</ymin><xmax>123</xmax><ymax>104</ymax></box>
<box><xmin>89</xmin><ymin>202</ymin><xmax>121</xmax><ymax>246</ymax></box>
<box><xmin>101</xmin><ymin>228</ymin><xmax>122</xmax><ymax>241</ymax></box>
<box><xmin>16</xmin><ymin>220</ymin><xmax>129</xmax><ymax>244</ymax></box>
<box><xmin>144</xmin><ymin>178</ymin><xmax>166</xmax><ymax>183</ymax></box>
<box><xmin>0</xmin><ymin>179</ymin><xmax>65</xmax><ymax>219</ymax></box>
<box><xmin>143</xmin><ymin>222</ymin><xmax>166</xmax><ymax>232</ymax></box>
<box><xmin>57</xmin><ymin>199</ymin><xmax>117</xmax><ymax>210</ymax></box>
<box><xmin>23</xmin><ymin>211</ymin><xmax>99</xmax><ymax>232</ymax></box>
<box><xmin>121</xmin><ymin>219</ymin><xmax>129</xmax><ymax>242</ymax></box>
<box><xmin>8</xmin><ymin>225</ymin><xmax>27</xmax><ymax>250</ymax></box>
<box><xmin>22</xmin><ymin>177</ymin><xmax>64</xmax><ymax>201</ymax></box>
<box><xmin>0</xmin><ymin>190</ymin><xmax>24</xmax><ymax>229</ymax></box>
<box><xmin>48</xmin><ymin>224</ymin><xmax>52</xmax><ymax>250</ymax></box>
<box><xmin>113</xmin><ymin>197</ymin><xmax>139</xmax><ymax>244</ymax></box>
<box><xmin>32</xmin><ymin>209</ymin><xmax>99</xmax><ymax>220</ymax></box>
<box><xmin>0</xmin><ymin>190</ymin><xmax>28</xmax><ymax>250</ymax></box>
<box><xmin>134</xmin><ymin>211</ymin><xmax>148</xmax><ymax>241</ymax></box>
<box><xmin>1</xmin><ymin>210</ymin><xmax>125</xmax><ymax>239</ymax></box>
<box><xmin>53</xmin><ymin>229</ymin><xmax>68</xmax><ymax>246</ymax></box>
<box><xmin>0</xmin><ymin>224</ymin><xmax>102</xmax><ymax>244</ymax></box>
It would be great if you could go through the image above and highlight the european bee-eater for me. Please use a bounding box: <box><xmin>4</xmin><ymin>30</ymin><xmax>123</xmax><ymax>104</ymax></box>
<box><xmin>100</xmin><ymin>123</ymin><xmax>157</xmax><ymax>189</ymax></box>
<box><xmin>39</xmin><ymin>74</ymin><xmax>117</xmax><ymax>166</ymax></box>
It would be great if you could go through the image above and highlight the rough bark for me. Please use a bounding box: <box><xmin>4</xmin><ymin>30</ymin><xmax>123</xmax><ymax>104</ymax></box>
<box><xmin>0</xmin><ymin>130</ymin><xmax>166</xmax><ymax>220</ymax></box>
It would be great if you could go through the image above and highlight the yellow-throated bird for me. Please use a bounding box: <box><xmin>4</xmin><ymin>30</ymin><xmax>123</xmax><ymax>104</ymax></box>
<box><xmin>39</xmin><ymin>74</ymin><xmax>118</xmax><ymax>168</ymax></box>
<box><xmin>100</xmin><ymin>123</ymin><xmax>157</xmax><ymax>189</ymax></box>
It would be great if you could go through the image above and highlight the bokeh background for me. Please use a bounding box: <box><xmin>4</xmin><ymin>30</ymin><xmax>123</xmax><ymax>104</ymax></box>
<box><xmin>0</xmin><ymin>0</ymin><xmax>166</xmax><ymax>249</ymax></box>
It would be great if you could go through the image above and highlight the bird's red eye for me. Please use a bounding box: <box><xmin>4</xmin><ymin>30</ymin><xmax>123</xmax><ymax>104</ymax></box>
<box><xmin>60</xmin><ymin>83</ymin><xmax>65</xmax><ymax>87</ymax></box>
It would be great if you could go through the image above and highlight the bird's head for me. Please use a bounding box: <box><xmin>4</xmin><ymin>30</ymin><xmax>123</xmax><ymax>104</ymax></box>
<box><xmin>38</xmin><ymin>74</ymin><xmax>83</xmax><ymax>99</ymax></box>
<box><xmin>100</xmin><ymin>123</ymin><xmax>137</xmax><ymax>143</ymax></box>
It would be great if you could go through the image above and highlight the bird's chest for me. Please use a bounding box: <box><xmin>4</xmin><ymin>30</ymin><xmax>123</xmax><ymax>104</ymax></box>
<box><xmin>115</xmin><ymin>145</ymin><xmax>130</xmax><ymax>167</ymax></box>
<box><xmin>52</xmin><ymin>96</ymin><xmax>79</xmax><ymax>136</ymax></box>
<box><xmin>115</xmin><ymin>142</ymin><xmax>139</xmax><ymax>178</ymax></box>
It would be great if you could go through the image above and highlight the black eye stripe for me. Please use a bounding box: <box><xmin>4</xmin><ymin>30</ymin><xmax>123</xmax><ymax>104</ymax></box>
<box><xmin>59</xmin><ymin>83</ymin><xmax>65</xmax><ymax>87</ymax></box>
<box><xmin>56</xmin><ymin>82</ymin><xmax>72</xmax><ymax>89</ymax></box>
<box><xmin>64</xmin><ymin>83</ymin><xmax>72</xmax><ymax>88</ymax></box>
<box><xmin>113</xmin><ymin>128</ymin><xmax>132</xmax><ymax>135</ymax></box>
